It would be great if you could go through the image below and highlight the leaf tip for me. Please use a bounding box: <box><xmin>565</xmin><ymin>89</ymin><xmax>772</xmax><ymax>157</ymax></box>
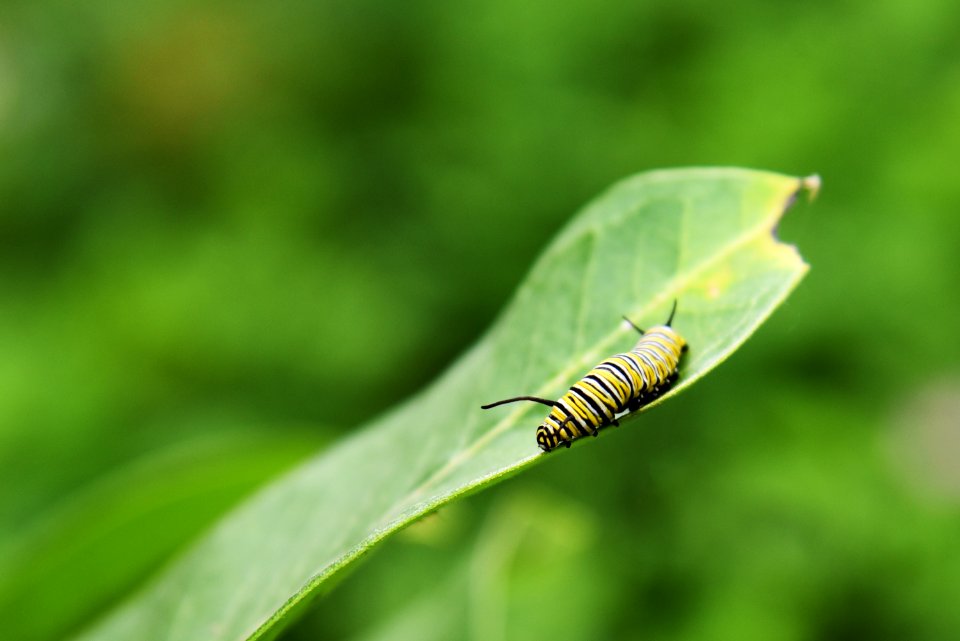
<box><xmin>781</xmin><ymin>173</ymin><xmax>822</xmax><ymax>213</ymax></box>
<box><xmin>801</xmin><ymin>174</ymin><xmax>822</xmax><ymax>201</ymax></box>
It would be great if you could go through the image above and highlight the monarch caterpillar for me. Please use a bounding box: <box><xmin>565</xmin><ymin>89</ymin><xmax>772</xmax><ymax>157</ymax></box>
<box><xmin>481</xmin><ymin>301</ymin><xmax>688</xmax><ymax>452</ymax></box>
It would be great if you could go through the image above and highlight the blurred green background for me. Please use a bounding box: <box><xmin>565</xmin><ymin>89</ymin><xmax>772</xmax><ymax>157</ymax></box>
<box><xmin>2</xmin><ymin>0</ymin><xmax>959</xmax><ymax>640</ymax></box>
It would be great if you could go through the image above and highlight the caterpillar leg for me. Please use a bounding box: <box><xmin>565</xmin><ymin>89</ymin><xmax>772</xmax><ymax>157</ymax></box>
<box><xmin>646</xmin><ymin>372</ymin><xmax>679</xmax><ymax>402</ymax></box>
<box><xmin>658</xmin><ymin>372</ymin><xmax>679</xmax><ymax>396</ymax></box>
<box><xmin>593</xmin><ymin>418</ymin><xmax>619</xmax><ymax>437</ymax></box>
<box><xmin>555</xmin><ymin>417</ymin><xmax>587</xmax><ymax>448</ymax></box>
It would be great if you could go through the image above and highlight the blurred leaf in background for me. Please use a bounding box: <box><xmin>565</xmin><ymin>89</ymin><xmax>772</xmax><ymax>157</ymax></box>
<box><xmin>1</xmin><ymin>0</ymin><xmax>959</xmax><ymax>639</ymax></box>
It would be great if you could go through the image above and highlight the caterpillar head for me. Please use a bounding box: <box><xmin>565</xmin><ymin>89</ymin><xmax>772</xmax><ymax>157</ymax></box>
<box><xmin>535</xmin><ymin>423</ymin><xmax>559</xmax><ymax>452</ymax></box>
<box><xmin>479</xmin><ymin>396</ymin><xmax>565</xmax><ymax>452</ymax></box>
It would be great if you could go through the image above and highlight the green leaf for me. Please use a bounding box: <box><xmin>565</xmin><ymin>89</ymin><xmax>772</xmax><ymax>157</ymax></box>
<box><xmin>75</xmin><ymin>167</ymin><xmax>816</xmax><ymax>641</ymax></box>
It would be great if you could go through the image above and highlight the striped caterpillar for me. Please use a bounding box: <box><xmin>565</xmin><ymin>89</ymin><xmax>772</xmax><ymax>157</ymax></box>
<box><xmin>482</xmin><ymin>301</ymin><xmax>687</xmax><ymax>452</ymax></box>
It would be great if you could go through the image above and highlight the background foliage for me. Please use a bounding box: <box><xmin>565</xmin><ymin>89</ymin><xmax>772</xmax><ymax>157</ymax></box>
<box><xmin>1</xmin><ymin>1</ymin><xmax>958</xmax><ymax>640</ymax></box>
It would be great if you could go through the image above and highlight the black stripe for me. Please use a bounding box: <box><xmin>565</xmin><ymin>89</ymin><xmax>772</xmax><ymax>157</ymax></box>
<box><xmin>570</xmin><ymin>384</ymin><xmax>609</xmax><ymax>425</ymax></box>
<box><xmin>600</xmin><ymin>361</ymin><xmax>636</xmax><ymax>395</ymax></box>
<box><xmin>585</xmin><ymin>374</ymin><xmax>624</xmax><ymax>412</ymax></box>
<box><xmin>618</xmin><ymin>352</ymin><xmax>645</xmax><ymax>379</ymax></box>
<box><xmin>649</xmin><ymin>343</ymin><xmax>679</xmax><ymax>383</ymax></box>
<box><xmin>552</xmin><ymin>403</ymin><xmax>571</xmax><ymax>427</ymax></box>
<box><xmin>636</xmin><ymin>345</ymin><xmax>664</xmax><ymax>369</ymax></box>
<box><xmin>632</xmin><ymin>349</ymin><xmax>662</xmax><ymax>386</ymax></box>
<box><xmin>641</xmin><ymin>342</ymin><xmax>675</xmax><ymax>377</ymax></box>
<box><xmin>557</xmin><ymin>398</ymin><xmax>590</xmax><ymax>435</ymax></box>
<box><xmin>584</xmin><ymin>378</ymin><xmax>620</xmax><ymax>414</ymax></box>
<box><xmin>586</xmin><ymin>373</ymin><xmax>621</xmax><ymax>404</ymax></box>
<box><xmin>556</xmin><ymin>408</ymin><xmax>582</xmax><ymax>439</ymax></box>
<box><xmin>622</xmin><ymin>352</ymin><xmax>651</xmax><ymax>388</ymax></box>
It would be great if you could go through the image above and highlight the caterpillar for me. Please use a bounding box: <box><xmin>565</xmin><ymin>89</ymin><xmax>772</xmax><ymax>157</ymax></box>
<box><xmin>481</xmin><ymin>301</ymin><xmax>688</xmax><ymax>452</ymax></box>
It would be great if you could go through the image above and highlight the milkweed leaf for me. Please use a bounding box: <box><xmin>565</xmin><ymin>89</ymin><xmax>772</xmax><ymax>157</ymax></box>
<box><xmin>75</xmin><ymin>168</ymin><xmax>816</xmax><ymax>641</ymax></box>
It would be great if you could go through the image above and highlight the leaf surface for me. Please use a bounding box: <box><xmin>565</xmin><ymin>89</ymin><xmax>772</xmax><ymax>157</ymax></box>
<box><xmin>76</xmin><ymin>168</ymin><xmax>816</xmax><ymax>641</ymax></box>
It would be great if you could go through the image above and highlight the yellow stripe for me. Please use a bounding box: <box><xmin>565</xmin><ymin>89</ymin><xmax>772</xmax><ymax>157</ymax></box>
<box><xmin>566</xmin><ymin>390</ymin><xmax>603</xmax><ymax>428</ymax></box>
<box><xmin>562</xmin><ymin>392</ymin><xmax>594</xmax><ymax>423</ymax></box>
<box><xmin>633</xmin><ymin>334</ymin><xmax>682</xmax><ymax>384</ymax></box>
<box><xmin>649</xmin><ymin>339</ymin><xmax>679</xmax><ymax>375</ymax></box>
<box><xmin>594</xmin><ymin>366</ymin><xmax>630</xmax><ymax>399</ymax></box>
<box><xmin>622</xmin><ymin>352</ymin><xmax>654</xmax><ymax>388</ymax></box>
<box><xmin>578</xmin><ymin>379</ymin><xmax>616</xmax><ymax>419</ymax></box>
<box><xmin>569</xmin><ymin>388</ymin><xmax>602</xmax><ymax>424</ymax></box>
<box><xmin>610</xmin><ymin>355</ymin><xmax>644</xmax><ymax>389</ymax></box>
